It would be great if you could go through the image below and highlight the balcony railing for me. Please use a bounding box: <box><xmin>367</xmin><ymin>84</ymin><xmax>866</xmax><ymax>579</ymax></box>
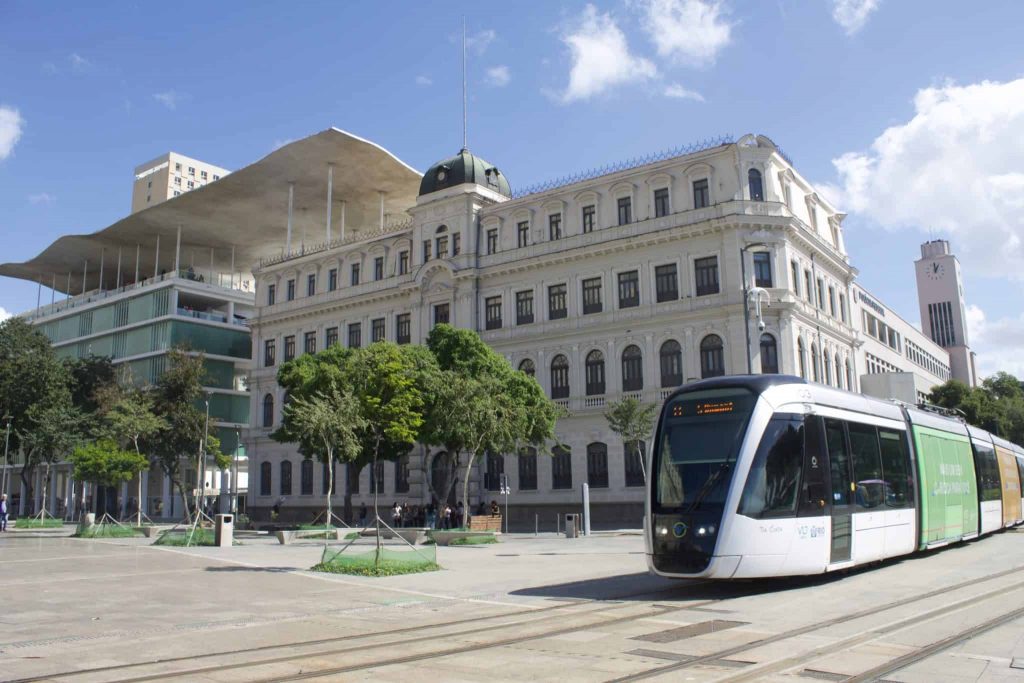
<box><xmin>256</xmin><ymin>218</ymin><xmax>414</xmax><ymax>270</ymax></box>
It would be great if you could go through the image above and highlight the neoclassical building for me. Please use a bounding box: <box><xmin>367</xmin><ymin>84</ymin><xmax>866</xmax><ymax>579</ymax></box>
<box><xmin>247</xmin><ymin>134</ymin><xmax>866</xmax><ymax>527</ymax></box>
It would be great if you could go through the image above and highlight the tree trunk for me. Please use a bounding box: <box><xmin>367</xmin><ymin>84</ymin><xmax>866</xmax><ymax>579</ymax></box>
<box><xmin>461</xmin><ymin>453</ymin><xmax>476</xmax><ymax>530</ymax></box>
<box><xmin>20</xmin><ymin>460</ymin><xmax>36</xmax><ymax>516</ymax></box>
<box><xmin>325</xmin><ymin>451</ymin><xmax>333</xmax><ymax>549</ymax></box>
<box><xmin>343</xmin><ymin>462</ymin><xmax>354</xmax><ymax>524</ymax></box>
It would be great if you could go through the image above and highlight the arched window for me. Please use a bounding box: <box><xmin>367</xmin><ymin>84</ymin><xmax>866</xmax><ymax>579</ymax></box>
<box><xmin>260</xmin><ymin>461</ymin><xmax>271</xmax><ymax>496</ymax></box>
<box><xmin>262</xmin><ymin>393</ymin><xmax>275</xmax><ymax>428</ymax></box>
<box><xmin>300</xmin><ymin>459</ymin><xmax>313</xmax><ymax>495</ymax></box>
<box><xmin>824</xmin><ymin>352</ymin><xmax>833</xmax><ymax>386</ymax></box>
<box><xmin>700</xmin><ymin>334</ymin><xmax>725</xmax><ymax>379</ymax></box>
<box><xmin>621</xmin><ymin>345</ymin><xmax>644</xmax><ymax>392</ymax></box>
<box><xmin>748</xmin><ymin>168</ymin><xmax>764</xmax><ymax>201</ymax></box>
<box><xmin>811</xmin><ymin>343</ymin><xmax>820</xmax><ymax>382</ymax></box>
<box><xmin>797</xmin><ymin>338</ymin><xmax>807</xmax><ymax>379</ymax></box>
<box><xmin>435</xmin><ymin>224</ymin><xmax>449</xmax><ymax>258</ymax></box>
<box><xmin>624</xmin><ymin>440</ymin><xmax>646</xmax><ymax>487</ymax></box>
<box><xmin>585</xmin><ymin>350</ymin><xmax>606</xmax><ymax>395</ymax></box>
<box><xmin>518</xmin><ymin>358</ymin><xmax>535</xmax><ymax>377</ymax></box>
<box><xmin>586</xmin><ymin>442</ymin><xmax>609</xmax><ymax>488</ymax></box>
<box><xmin>659</xmin><ymin>340</ymin><xmax>683</xmax><ymax>388</ymax></box>
<box><xmin>760</xmin><ymin>333</ymin><xmax>779</xmax><ymax>374</ymax></box>
<box><xmin>835</xmin><ymin>353</ymin><xmax>843</xmax><ymax>389</ymax></box>
<box><xmin>279</xmin><ymin>460</ymin><xmax>292</xmax><ymax>496</ymax></box>
<box><xmin>552</xmin><ymin>445</ymin><xmax>572</xmax><ymax>489</ymax></box>
<box><xmin>435</xmin><ymin>224</ymin><xmax>448</xmax><ymax>233</ymax></box>
<box><xmin>550</xmin><ymin>355</ymin><xmax>569</xmax><ymax>399</ymax></box>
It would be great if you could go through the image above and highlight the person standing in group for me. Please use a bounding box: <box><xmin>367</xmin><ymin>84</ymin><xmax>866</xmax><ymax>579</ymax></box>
<box><xmin>442</xmin><ymin>504</ymin><xmax>452</xmax><ymax>530</ymax></box>
<box><xmin>0</xmin><ymin>494</ymin><xmax>8</xmax><ymax>532</ymax></box>
<box><xmin>391</xmin><ymin>502</ymin><xmax>402</xmax><ymax>528</ymax></box>
<box><xmin>426</xmin><ymin>503</ymin><xmax>437</xmax><ymax>529</ymax></box>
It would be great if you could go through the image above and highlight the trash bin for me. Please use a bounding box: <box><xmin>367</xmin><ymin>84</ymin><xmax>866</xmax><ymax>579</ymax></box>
<box><xmin>214</xmin><ymin>514</ymin><xmax>233</xmax><ymax>547</ymax></box>
<box><xmin>564</xmin><ymin>513</ymin><xmax>578</xmax><ymax>539</ymax></box>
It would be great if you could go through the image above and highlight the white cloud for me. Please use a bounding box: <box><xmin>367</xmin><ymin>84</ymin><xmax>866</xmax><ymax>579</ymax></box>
<box><xmin>0</xmin><ymin>106</ymin><xmax>24</xmax><ymax>161</ymax></box>
<box><xmin>0</xmin><ymin>307</ymin><xmax>11</xmax><ymax>323</ymax></box>
<box><xmin>638</xmin><ymin>0</ymin><xmax>733</xmax><ymax>67</ymax></box>
<box><xmin>415</xmin><ymin>75</ymin><xmax>433</xmax><ymax>87</ymax></box>
<box><xmin>966</xmin><ymin>304</ymin><xmax>1024</xmax><ymax>379</ymax></box>
<box><xmin>28</xmin><ymin>192</ymin><xmax>56</xmax><ymax>205</ymax></box>
<box><xmin>663</xmin><ymin>82</ymin><xmax>705</xmax><ymax>101</ymax></box>
<box><xmin>831</xmin><ymin>0</ymin><xmax>880</xmax><ymax>35</ymax></box>
<box><xmin>485</xmin><ymin>66</ymin><xmax>511</xmax><ymax>87</ymax></box>
<box><xmin>153</xmin><ymin>90</ymin><xmax>187</xmax><ymax>110</ymax></box>
<box><xmin>828</xmin><ymin>78</ymin><xmax>1024</xmax><ymax>280</ymax></box>
<box><xmin>558</xmin><ymin>4</ymin><xmax>657</xmax><ymax>104</ymax></box>
<box><xmin>69</xmin><ymin>52</ymin><xmax>92</xmax><ymax>72</ymax></box>
<box><xmin>465</xmin><ymin>29</ymin><xmax>496</xmax><ymax>54</ymax></box>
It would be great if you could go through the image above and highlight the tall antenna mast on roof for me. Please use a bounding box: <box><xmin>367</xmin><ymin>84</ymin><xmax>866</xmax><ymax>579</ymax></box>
<box><xmin>462</xmin><ymin>16</ymin><xmax>468</xmax><ymax>151</ymax></box>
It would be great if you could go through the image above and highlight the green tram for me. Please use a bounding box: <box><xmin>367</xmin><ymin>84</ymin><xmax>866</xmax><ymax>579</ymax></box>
<box><xmin>647</xmin><ymin>375</ymin><xmax>1024</xmax><ymax>579</ymax></box>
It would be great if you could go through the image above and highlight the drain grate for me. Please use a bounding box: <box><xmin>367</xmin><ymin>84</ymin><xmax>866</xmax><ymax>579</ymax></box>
<box><xmin>632</xmin><ymin>619</ymin><xmax>747</xmax><ymax>643</ymax></box>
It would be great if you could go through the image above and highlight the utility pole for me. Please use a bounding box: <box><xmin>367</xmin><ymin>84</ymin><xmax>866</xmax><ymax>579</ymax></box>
<box><xmin>740</xmin><ymin>241</ymin><xmax>768</xmax><ymax>374</ymax></box>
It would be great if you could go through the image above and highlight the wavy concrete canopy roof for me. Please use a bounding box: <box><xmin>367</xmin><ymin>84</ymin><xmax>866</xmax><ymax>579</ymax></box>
<box><xmin>0</xmin><ymin>127</ymin><xmax>421</xmax><ymax>295</ymax></box>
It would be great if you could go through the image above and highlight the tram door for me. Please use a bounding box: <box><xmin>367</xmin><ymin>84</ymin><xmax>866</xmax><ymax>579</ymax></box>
<box><xmin>825</xmin><ymin>419</ymin><xmax>854</xmax><ymax>563</ymax></box>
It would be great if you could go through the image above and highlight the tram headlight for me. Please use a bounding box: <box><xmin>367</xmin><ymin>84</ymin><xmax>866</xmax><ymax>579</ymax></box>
<box><xmin>696</xmin><ymin>525</ymin><xmax>717</xmax><ymax>536</ymax></box>
<box><xmin>658</xmin><ymin>526</ymin><xmax>668</xmax><ymax>536</ymax></box>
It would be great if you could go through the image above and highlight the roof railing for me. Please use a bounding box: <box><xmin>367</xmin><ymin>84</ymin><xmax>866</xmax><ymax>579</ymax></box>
<box><xmin>257</xmin><ymin>217</ymin><xmax>415</xmax><ymax>269</ymax></box>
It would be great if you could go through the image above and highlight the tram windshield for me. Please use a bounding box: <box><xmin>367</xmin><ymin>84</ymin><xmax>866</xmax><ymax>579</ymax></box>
<box><xmin>654</xmin><ymin>388</ymin><xmax>756</xmax><ymax>512</ymax></box>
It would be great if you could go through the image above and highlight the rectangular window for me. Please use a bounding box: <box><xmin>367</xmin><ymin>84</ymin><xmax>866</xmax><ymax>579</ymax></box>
<box><xmin>548</xmin><ymin>213</ymin><xmax>562</xmax><ymax>240</ymax></box>
<box><xmin>848</xmin><ymin>422</ymin><xmax>885</xmax><ymax>510</ymax></box>
<box><xmin>286</xmin><ymin>279</ymin><xmax>295</xmax><ymax>301</ymax></box>
<box><xmin>582</xmin><ymin>277</ymin><xmax>602</xmax><ymax>314</ymax></box>
<box><xmin>548</xmin><ymin>284</ymin><xmax>567</xmax><ymax>320</ymax></box>
<box><xmin>187</xmin><ymin>180</ymin><xmax>194</xmax><ymax>190</ymax></box>
<box><xmin>617</xmin><ymin>270</ymin><xmax>640</xmax><ymax>308</ymax></box>
<box><xmin>694</xmin><ymin>256</ymin><xmax>720</xmax><ymax>296</ymax></box>
<box><xmin>200</xmin><ymin>170</ymin><xmax>208</xmax><ymax>180</ymax></box>
<box><xmin>264</xmin><ymin>339</ymin><xmax>276</xmax><ymax>367</ymax></box>
<box><xmin>516</xmin><ymin>290</ymin><xmax>534</xmax><ymax>325</ymax></box>
<box><xmin>422</xmin><ymin>239</ymin><xmax>431</xmax><ymax>262</ymax></box>
<box><xmin>753</xmin><ymin>252</ymin><xmax>772</xmax><ymax>288</ymax></box>
<box><xmin>790</xmin><ymin>261</ymin><xmax>800</xmax><ymax>296</ymax></box>
<box><xmin>654</xmin><ymin>188</ymin><xmax>670</xmax><ymax>218</ymax></box>
<box><xmin>484</xmin><ymin>453</ymin><xmax>504</xmax><ymax>491</ymax></box>
<box><xmin>325</xmin><ymin>326</ymin><xmax>338</xmax><ymax>348</ymax></box>
<box><xmin>188</xmin><ymin>166</ymin><xmax>195</xmax><ymax>176</ymax></box>
<box><xmin>371</xmin><ymin>318</ymin><xmax>385</xmax><ymax>343</ymax></box>
<box><xmin>398</xmin><ymin>250</ymin><xmax>409</xmax><ymax>275</ymax></box>
<box><xmin>804</xmin><ymin>270</ymin><xmax>813</xmax><ymax>303</ymax></box>
<box><xmin>280</xmin><ymin>463</ymin><xmax>292</xmax><ymax>496</ymax></box>
<box><xmin>693</xmin><ymin>178</ymin><xmax>709</xmax><ymax>209</ymax></box>
<box><xmin>436</xmin><ymin>235</ymin><xmax>448</xmax><ymax>258</ymax></box>
<box><xmin>878</xmin><ymin>428</ymin><xmax>912</xmax><ymax>508</ymax></box>
<box><xmin>351</xmin><ymin>263</ymin><xmax>360</xmax><ymax>286</ymax></box>
<box><xmin>267</xmin><ymin>284</ymin><xmax>276</xmax><ymax>306</ymax></box>
<box><xmin>307</xmin><ymin>273</ymin><xmax>316</xmax><ymax>296</ymax></box>
<box><xmin>303</xmin><ymin>331</ymin><xmax>316</xmax><ymax>355</ymax></box>
<box><xmin>395</xmin><ymin>456</ymin><xmax>410</xmax><ymax>494</ymax></box>
<box><xmin>174</xmin><ymin>162</ymin><xmax>181</xmax><ymax>172</ymax></box>
<box><xmin>828</xmin><ymin>286</ymin><xmax>837</xmax><ymax>317</ymax></box>
<box><xmin>655</xmin><ymin>264</ymin><xmax>679</xmax><ymax>302</ymax></box>
<box><xmin>617</xmin><ymin>196</ymin><xmax>631</xmax><ymax>225</ymax></box>
<box><xmin>518</xmin><ymin>448</ymin><xmax>537</xmax><ymax>490</ymax></box>
<box><xmin>517</xmin><ymin>221</ymin><xmax>529</xmax><ymax>247</ymax></box>
<box><xmin>582</xmin><ymin>205</ymin><xmax>595</xmax><ymax>233</ymax></box>
<box><xmin>328</xmin><ymin>268</ymin><xmax>337</xmax><ymax>292</ymax></box>
<box><xmin>817</xmin><ymin>278</ymin><xmax>826</xmax><ymax>310</ymax></box>
<box><xmin>396</xmin><ymin>313</ymin><xmax>411</xmax><ymax>344</ymax></box>
<box><xmin>260</xmin><ymin>462</ymin><xmax>271</xmax><ymax>496</ymax></box>
<box><xmin>374</xmin><ymin>257</ymin><xmax>384</xmax><ymax>281</ymax></box>
<box><xmin>552</xmin><ymin>448</ymin><xmax>572</xmax><ymax>490</ymax></box>
<box><xmin>283</xmin><ymin>335</ymin><xmax>295</xmax><ymax>362</ymax></box>
<box><xmin>452</xmin><ymin>232</ymin><xmax>461</xmax><ymax>255</ymax></box>
<box><xmin>624</xmin><ymin>441</ymin><xmax>646</xmax><ymax>487</ymax></box>
<box><xmin>485</xmin><ymin>296</ymin><xmax>502</xmax><ymax>330</ymax></box>
<box><xmin>839</xmin><ymin>294</ymin><xmax>847</xmax><ymax>323</ymax></box>
<box><xmin>434</xmin><ymin>303</ymin><xmax>449</xmax><ymax>326</ymax></box>
<box><xmin>487</xmin><ymin>228</ymin><xmax>498</xmax><ymax>254</ymax></box>
<box><xmin>174</xmin><ymin>176</ymin><xmax>181</xmax><ymax>186</ymax></box>
<box><xmin>300</xmin><ymin>461</ymin><xmax>313</xmax><ymax>496</ymax></box>
<box><xmin>348</xmin><ymin>323</ymin><xmax>361</xmax><ymax>349</ymax></box>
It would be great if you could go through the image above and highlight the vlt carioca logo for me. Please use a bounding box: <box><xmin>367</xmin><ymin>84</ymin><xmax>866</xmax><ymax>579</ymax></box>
<box><xmin>672</xmin><ymin>522</ymin><xmax>688</xmax><ymax>538</ymax></box>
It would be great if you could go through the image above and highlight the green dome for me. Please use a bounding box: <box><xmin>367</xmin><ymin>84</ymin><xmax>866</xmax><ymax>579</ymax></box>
<box><xmin>418</xmin><ymin>148</ymin><xmax>511</xmax><ymax>197</ymax></box>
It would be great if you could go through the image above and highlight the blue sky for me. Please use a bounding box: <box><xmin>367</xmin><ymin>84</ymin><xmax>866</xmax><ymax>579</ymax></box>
<box><xmin>2</xmin><ymin>0</ymin><xmax>1023</xmax><ymax>376</ymax></box>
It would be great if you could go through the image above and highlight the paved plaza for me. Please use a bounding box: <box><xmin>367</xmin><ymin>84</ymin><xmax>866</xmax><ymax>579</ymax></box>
<box><xmin>1</xmin><ymin>526</ymin><xmax>1024</xmax><ymax>682</ymax></box>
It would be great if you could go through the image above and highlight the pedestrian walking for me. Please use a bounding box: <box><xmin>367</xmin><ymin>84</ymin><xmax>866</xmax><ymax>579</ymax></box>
<box><xmin>0</xmin><ymin>494</ymin><xmax>8</xmax><ymax>532</ymax></box>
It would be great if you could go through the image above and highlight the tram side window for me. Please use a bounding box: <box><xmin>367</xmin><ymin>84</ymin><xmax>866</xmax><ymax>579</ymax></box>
<box><xmin>878</xmin><ymin>429</ymin><xmax>913</xmax><ymax>508</ymax></box>
<box><xmin>738</xmin><ymin>417</ymin><xmax>804</xmax><ymax>518</ymax></box>
<box><xmin>848</xmin><ymin>423</ymin><xmax>884</xmax><ymax>509</ymax></box>
<box><xmin>973</xmin><ymin>444</ymin><xmax>1001</xmax><ymax>502</ymax></box>
<box><xmin>825</xmin><ymin>419</ymin><xmax>852</xmax><ymax>506</ymax></box>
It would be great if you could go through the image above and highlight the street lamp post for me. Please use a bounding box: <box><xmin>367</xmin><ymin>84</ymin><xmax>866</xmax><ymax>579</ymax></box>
<box><xmin>232</xmin><ymin>428</ymin><xmax>240</xmax><ymax>515</ymax></box>
<box><xmin>740</xmin><ymin>242</ymin><xmax>768</xmax><ymax>375</ymax></box>
<box><xmin>499</xmin><ymin>473</ymin><xmax>510</xmax><ymax>535</ymax></box>
<box><xmin>2</xmin><ymin>415</ymin><xmax>12</xmax><ymax>499</ymax></box>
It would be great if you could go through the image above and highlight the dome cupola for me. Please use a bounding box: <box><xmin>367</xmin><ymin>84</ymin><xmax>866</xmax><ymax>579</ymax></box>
<box><xmin>418</xmin><ymin>148</ymin><xmax>510</xmax><ymax>197</ymax></box>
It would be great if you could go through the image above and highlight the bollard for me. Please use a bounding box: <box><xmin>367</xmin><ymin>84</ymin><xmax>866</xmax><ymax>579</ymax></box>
<box><xmin>535</xmin><ymin>513</ymin><xmax>538</xmax><ymax>537</ymax></box>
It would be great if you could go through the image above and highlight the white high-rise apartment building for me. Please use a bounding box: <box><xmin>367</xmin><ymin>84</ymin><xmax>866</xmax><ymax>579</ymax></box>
<box><xmin>914</xmin><ymin>239</ymin><xmax>977</xmax><ymax>386</ymax></box>
<box><xmin>131</xmin><ymin>152</ymin><xmax>230</xmax><ymax>214</ymax></box>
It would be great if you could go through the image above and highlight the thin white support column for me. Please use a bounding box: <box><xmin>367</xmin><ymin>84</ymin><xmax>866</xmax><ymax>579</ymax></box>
<box><xmin>340</xmin><ymin>201</ymin><xmax>346</xmax><ymax>241</ymax></box>
<box><xmin>66</xmin><ymin>272</ymin><xmax>71</xmax><ymax>301</ymax></box>
<box><xmin>153</xmin><ymin>235</ymin><xmax>161</xmax><ymax>278</ymax></box>
<box><xmin>379</xmin><ymin>191</ymin><xmax>385</xmax><ymax>230</ymax></box>
<box><xmin>82</xmin><ymin>260</ymin><xmax>88</xmax><ymax>295</ymax></box>
<box><xmin>115</xmin><ymin>247</ymin><xmax>122</xmax><ymax>288</ymax></box>
<box><xmin>286</xmin><ymin>182</ymin><xmax>294</xmax><ymax>254</ymax></box>
<box><xmin>98</xmin><ymin>248</ymin><xmax>105</xmax><ymax>291</ymax></box>
<box><xmin>209</xmin><ymin>247</ymin><xmax>214</xmax><ymax>283</ymax></box>
<box><xmin>230</xmin><ymin>246</ymin><xmax>235</xmax><ymax>289</ymax></box>
<box><xmin>174</xmin><ymin>225</ymin><xmax>182</xmax><ymax>273</ymax></box>
<box><xmin>51</xmin><ymin>274</ymin><xmax>56</xmax><ymax>305</ymax></box>
<box><xmin>326</xmin><ymin>164</ymin><xmax>334</xmax><ymax>243</ymax></box>
<box><xmin>35</xmin><ymin>278</ymin><xmax>42</xmax><ymax>310</ymax></box>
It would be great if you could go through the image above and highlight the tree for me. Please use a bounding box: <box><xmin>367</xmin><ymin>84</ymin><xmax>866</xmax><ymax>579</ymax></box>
<box><xmin>279</xmin><ymin>388</ymin><xmax>365</xmax><ymax>532</ymax></box>
<box><xmin>64</xmin><ymin>355</ymin><xmax>118</xmax><ymax>436</ymax></box>
<box><xmin>19</xmin><ymin>400</ymin><xmax>85</xmax><ymax>517</ymax></box>
<box><xmin>147</xmin><ymin>349</ymin><xmax>227</xmax><ymax>522</ymax></box>
<box><xmin>68</xmin><ymin>440</ymin><xmax>149</xmax><ymax>521</ymax></box>
<box><xmin>929</xmin><ymin>373</ymin><xmax>1024</xmax><ymax>444</ymax></box>
<box><xmin>604</xmin><ymin>397</ymin><xmax>658</xmax><ymax>484</ymax></box>
<box><xmin>103</xmin><ymin>391</ymin><xmax>166</xmax><ymax>525</ymax></box>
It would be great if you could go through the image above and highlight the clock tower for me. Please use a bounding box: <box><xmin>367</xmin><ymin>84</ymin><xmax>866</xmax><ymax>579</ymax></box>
<box><xmin>914</xmin><ymin>239</ymin><xmax>977</xmax><ymax>386</ymax></box>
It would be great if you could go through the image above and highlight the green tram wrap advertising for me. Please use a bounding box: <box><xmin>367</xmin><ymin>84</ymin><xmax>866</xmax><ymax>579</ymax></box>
<box><xmin>911</xmin><ymin>424</ymin><xmax>979</xmax><ymax>548</ymax></box>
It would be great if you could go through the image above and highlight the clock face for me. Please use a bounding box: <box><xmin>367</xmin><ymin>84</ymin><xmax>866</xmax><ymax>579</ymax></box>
<box><xmin>436</xmin><ymin>169</ymin><xmax>447</xmax><ymax>182</ymax></box>
<box><xmin>927</xmin><ymin>261</ymin><xmax>945</xmax><ymax>280</ymax></box>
